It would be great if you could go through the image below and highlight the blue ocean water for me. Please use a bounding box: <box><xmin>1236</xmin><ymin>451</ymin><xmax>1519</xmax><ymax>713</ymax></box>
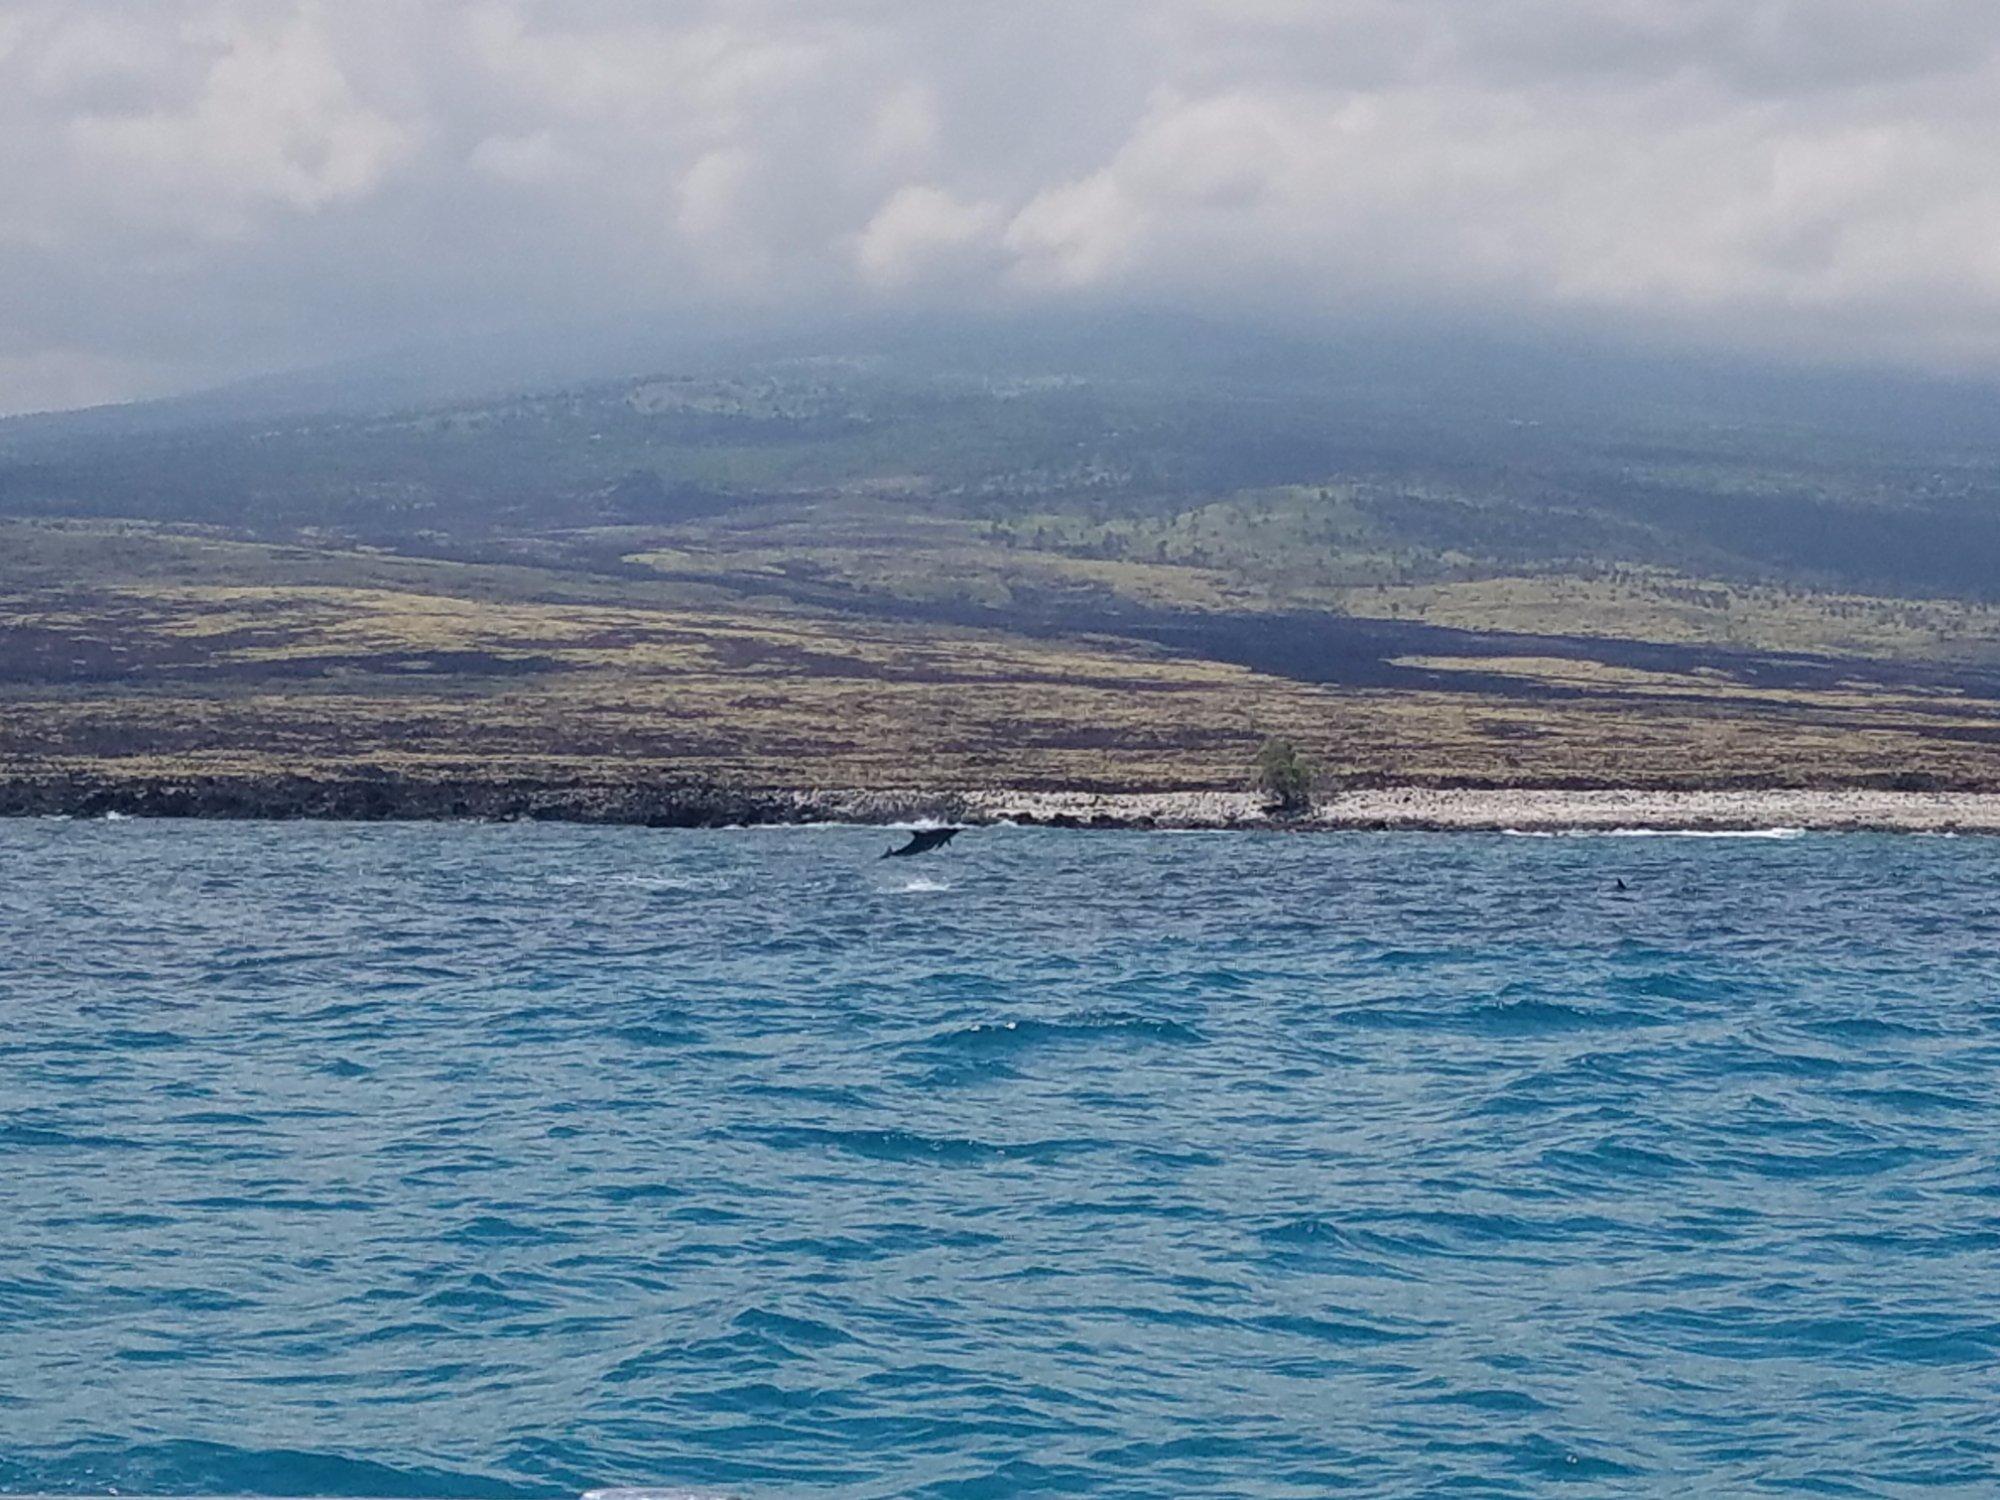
<box><xmin>1</xmin><ymin>821</ymin><xmax>1997</xmax><ymax>1499</ymax></box>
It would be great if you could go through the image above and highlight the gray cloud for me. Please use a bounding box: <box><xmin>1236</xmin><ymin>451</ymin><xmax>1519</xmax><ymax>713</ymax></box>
<box><xmin>6</xmin><ymin>0</ymin><xmax>2000</xmax><ymax>412</ymax></box>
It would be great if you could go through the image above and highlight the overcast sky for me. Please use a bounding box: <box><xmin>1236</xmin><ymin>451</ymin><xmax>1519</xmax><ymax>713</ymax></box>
<box><xmin>7</xmin><ymin>0</ymin><xmax>2000</xmax><ymax>413</ymax></box>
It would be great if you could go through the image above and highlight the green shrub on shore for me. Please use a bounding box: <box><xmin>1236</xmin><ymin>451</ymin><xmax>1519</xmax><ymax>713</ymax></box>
<box><xmin>1255</xmin><ymin>737</ymin><xmax>1316</xmax><ymax>816</ymax></box>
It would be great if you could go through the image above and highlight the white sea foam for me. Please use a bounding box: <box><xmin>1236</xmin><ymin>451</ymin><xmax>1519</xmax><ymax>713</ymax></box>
<box><xmin>894</xmin><ymin>876</ymin><xmax>952</xmax><ymax>892</ymax></box>
<box><xmin>1503</xmin><ymin>826</ymin><xmax>1806</xmax><ymax>840</ymax></box>
<box><xmin>1596</xmin><ymin>827</ymin><xmax>1807</xmax><ymax>840</ymax></box>
<box><xmin>726</xmin><ymin>821</ymin><xmax>862</xmax><ymax>831</ymax></box>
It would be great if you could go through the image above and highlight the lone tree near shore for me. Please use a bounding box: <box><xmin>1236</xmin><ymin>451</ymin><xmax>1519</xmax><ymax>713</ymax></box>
<box><xmin>1254</xmin><ymin>737</ymin><xmax>1316</xmax><ymax>816</ymax></box>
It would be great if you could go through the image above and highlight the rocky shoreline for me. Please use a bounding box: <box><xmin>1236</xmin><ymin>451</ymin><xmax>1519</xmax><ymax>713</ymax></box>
<box><xmin>5</xmin><ymin>772</ymin><xmax>2000</xmax><ymax>832</ymax></box>
<box><xmin>965</xmin><ymin>786</ymin><xmax>2000</xmax><ymax>832</ymax></box>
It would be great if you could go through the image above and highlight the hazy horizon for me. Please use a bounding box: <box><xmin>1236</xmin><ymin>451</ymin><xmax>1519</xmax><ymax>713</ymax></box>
<box><xmin>10</xmin><ymin>1</ymin><xmax>2000</xmax><ymax>415</ymax></box>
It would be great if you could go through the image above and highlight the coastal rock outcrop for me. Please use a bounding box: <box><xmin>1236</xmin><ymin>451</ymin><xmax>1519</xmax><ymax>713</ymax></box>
<box><xmin>5</xmin><ymin>772</ymin><xmax>2000</xmax><ymax>832</ymax></box>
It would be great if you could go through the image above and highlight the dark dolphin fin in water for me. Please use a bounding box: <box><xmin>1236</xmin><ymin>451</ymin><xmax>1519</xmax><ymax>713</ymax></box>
<box><xmin>883</xmin><ymin>826</ymin><xmax>962</xmax><ymax>859</ymax></box>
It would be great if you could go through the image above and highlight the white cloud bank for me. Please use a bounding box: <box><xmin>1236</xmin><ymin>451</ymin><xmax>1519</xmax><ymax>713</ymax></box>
<box><xmin>7</xmin><ymin>0</ymin><xmax>2000</xmax><ymax>410</ymax></box>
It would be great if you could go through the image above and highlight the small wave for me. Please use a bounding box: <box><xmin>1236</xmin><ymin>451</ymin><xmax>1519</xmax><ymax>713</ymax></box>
<box><xmin>610</xmin><ymin>1022</ymin><xmax>703</xmax><ymax>1049</ymax></box>
<box><xmin>1371</xmin><ymin>947</ymin><xmax>1445</xmax><ymax>967</ymax></box>
<box><xmin>1430</xmin><ymin>1387</ymin><xmax>1553</xmax><ymax>1415</ymax></box>
<box><xmin>419</xmin><ymin>1281</ymin><xmax>544</xmax><ymax>1314</ymax></box>
<box><xmin>733</xmin><ymin>1305</ymin><xmax>858</xmax><ymax>1348</ymax></box>
<box><xmin>893</xmin><ymin>876</ymin><xmax>952</xmax><ymax>892</ymax></box>
<box><xmin>545</xmin><ymin>873</ymin><xmax>728</xmax><ymax>892</ymax></box>
<box><xmin>1806</xmin><ymin>1015</ymin><xmax>1940</xmax><ymax>1042</ymax></box>
<box><xmin>748</xmin><ymin>1124</ymin><xmax>1088</xmax><ymax>1166</ymax></box>
<box><xmin>1540</xmin><ymin>1139</ymin><xmax>1693</xmax><ymax>1178</ymax></box>
<box><xmin>1465</xmin><ymin>998</ymin><xmax>1649</xmax><ymax>1034</ymax></box>
<box><xmin>10</xmin><ymin>1439</ymin><xmax>491</xmax><ymax>1498</ymax></box>
<box><xmin>1337</xmin><ymin>996</ymin><xmax>1650</xmax><ymax>1034</ymax></box>
<box><xmin>592</xmin><ymin>1181</ymin><xmax>688</xmax><ymax>1204</ymax></box>
<box><xmin>928</xmin><ymin>1012</ymin><xmax>1204</xmax><ymax>1056</ymax></box>
<box><xmin>0</xmin><ymin>1123</ymin><xmax>142</xmax><ymax>1150</ymax></box>
<box><xmin>1256</xmin><ymin>1217</ymin><xmax>1425</xmax><ymax>1277</ymax></box>
<box><xmin>444</xmin><ymin>1214</ymin><xmax>573</xmax><ymax>1245</ymax></box>
<box><xmin>1250</xmin><ymin>1310</ymin><xmax>1427</xmax><ymax>1345</ymax></box>
<box><xmin>1611</xmin><ymin>970</ymin><xmax>1735</xmax><ymax>1004</ymax></box>
<box><xmin>1836</xmin><ymin>1085</ymin><xmax>1977</xmax><ymax>1114</ymax></box>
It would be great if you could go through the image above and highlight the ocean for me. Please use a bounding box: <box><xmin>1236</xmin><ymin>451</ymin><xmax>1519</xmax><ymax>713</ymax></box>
<box><xmin>2</xmin><ymin>821</ymin><xmax>1995</xmax><ymax>1497</ymax></box>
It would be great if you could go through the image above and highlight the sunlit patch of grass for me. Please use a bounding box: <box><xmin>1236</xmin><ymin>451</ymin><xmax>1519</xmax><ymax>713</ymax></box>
<box><xmin>1333</xmin><ymin>573</ymin><xmax>2000</xmax><ymax>661</ymax></box>
<box><xmin>624</xmin><ymin>502</ymin><xmax>2000</xmax><ymax>665</ymax></box>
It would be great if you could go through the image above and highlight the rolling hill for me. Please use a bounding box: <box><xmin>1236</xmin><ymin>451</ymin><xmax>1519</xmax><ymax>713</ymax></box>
<box><xmin>6</xmin><ymin>318</ymin><xmax>2000</xmax><ymax>809</ymax></box>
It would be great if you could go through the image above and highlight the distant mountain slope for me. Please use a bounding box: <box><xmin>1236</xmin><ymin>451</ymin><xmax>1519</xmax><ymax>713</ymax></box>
<box><xmin>7</xmin><ymin>316</ymin><xmax>2000</xmax><ymax>605</ymax></box>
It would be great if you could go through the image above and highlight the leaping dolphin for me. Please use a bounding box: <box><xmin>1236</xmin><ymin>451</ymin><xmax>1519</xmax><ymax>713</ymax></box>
<box><xmin>883</xmin><ymin>826</ymin><xmax>962</xmax><ymax>859</ymax></box>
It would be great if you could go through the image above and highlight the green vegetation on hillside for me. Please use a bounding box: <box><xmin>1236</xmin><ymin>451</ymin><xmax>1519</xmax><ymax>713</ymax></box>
<box><xmin>5</xmin><ymin>328</ymin><xmax>2000</xmax><ymax>790</ymax></box>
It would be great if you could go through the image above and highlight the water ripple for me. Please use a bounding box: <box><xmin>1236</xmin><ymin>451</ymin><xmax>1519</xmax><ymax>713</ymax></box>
<box><xmin>2</xmin><ymin>822</ymin><xmax>1997</xmax><ymax>1497</ymax></box>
